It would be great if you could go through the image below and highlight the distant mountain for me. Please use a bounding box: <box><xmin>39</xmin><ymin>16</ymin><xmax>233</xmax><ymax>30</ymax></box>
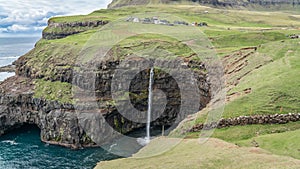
<box><xmin>108</xmin><ymin>0</ymin><xmax>300</xmax><ymax>9</ymax></box>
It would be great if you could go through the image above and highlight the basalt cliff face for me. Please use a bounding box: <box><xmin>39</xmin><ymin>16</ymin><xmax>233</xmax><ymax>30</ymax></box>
<box><xmin>0</xmin><ymin>17</ymin><xmax>211</xmax><ymax>148</ymax></box>
<box><xmin>0</xmin><ymin>77</ymin><xmax>91</xmax><ymax>148</ymax></box>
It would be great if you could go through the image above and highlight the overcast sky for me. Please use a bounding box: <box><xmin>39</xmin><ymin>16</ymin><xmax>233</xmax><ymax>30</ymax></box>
<box><xmin>0</xmin><ymin>0</ymin><xmax>112</xmax><ymax>37</ymax></box>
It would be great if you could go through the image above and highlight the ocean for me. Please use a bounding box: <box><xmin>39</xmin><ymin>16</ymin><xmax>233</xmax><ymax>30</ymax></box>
<box><xmin>0</xmin><ymin>37</ymin><xmax>41</xmax><ymax>81</ymax></box>
<box><xmin>0</xmin><ymin>123</ymin><xmax>162</xmax><ymax>168</ymax></box>
<box><xmin>0</xmin><ymin>124</ymin><xmax>119</xmax><ymax>169</ymax></box>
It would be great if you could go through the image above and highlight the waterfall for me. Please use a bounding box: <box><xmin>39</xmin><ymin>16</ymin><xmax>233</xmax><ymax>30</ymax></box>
<box><xmin>136</xmin><ymin>67</ymin><xmax>154</xmax><ymax>146</ymax></box>
<box><xmin>146</xmin><ymin>67</ymin><xmax>154</xmax><ymax>142</ymax></box>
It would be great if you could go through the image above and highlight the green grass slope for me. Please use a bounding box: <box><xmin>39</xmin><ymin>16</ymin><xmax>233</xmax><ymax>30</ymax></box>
<box><xmin>224</xmin><ymin>39</ymin><xmax>300</xmax><ymax>118</ymax></box>
<box><xmin>237</xmin><ymin>129</ymin><xmax>300</xmax><ymax>159</ymax></box>
<box><xmin>96</xmin><ymin>137</ymin><xmax>300</xmax><ymax>169</ymax></box>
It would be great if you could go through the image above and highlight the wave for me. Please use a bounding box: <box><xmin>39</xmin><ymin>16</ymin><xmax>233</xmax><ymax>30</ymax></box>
<box><xmin>1</xmin><ymin>140</ymin><xmax>19</xmax><ymax>145</ymax></box>
<box><xmin>30</xmin><ymin>145</ymin><xmax>39</xmax><ymax>148</ymax></box>
<box><xmin>0</xmin><ymin>56</ymin><xmax>19</xmax><ymax>60</ymax></box>
<box><xmin>108</xmin><ymin>143</ymin><xmax>117</xmax><ymax>152</ymax></box>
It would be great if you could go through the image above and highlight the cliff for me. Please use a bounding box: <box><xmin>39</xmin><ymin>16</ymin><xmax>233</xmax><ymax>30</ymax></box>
<box><xmin>42</xmin><ymin>20</ymin><xmax>108</xmax><ymax>40</ymax></box>
<box><xmin>0</xmin><ymin>46</ymin><xmax>210</xmax><ymax>149</ymax></box>
<box><xmin>0</xmin><ymin>76</ymin><xmax>92</xmax><ymax>148</ymax></box>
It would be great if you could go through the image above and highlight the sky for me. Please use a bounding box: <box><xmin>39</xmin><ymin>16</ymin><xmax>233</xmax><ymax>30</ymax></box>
<box><xmin>0</xmin><ymin>0</ymin><xmax>112</xmax><ymax>37</ymax></box>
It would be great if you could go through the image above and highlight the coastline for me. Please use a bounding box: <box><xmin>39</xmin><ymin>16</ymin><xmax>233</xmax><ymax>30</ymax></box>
<box><xmin>0</xmin><ymin>65</ymin><xmax>15</xmax><ymax>73</ymax></box>
<box><xmin>41</xmin><ymin>139</ymin><xmax>99</xmax><ymax>149</ymax></box>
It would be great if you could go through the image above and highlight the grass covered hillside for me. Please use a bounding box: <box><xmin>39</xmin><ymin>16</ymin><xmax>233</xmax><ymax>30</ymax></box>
<box><xmin>97</xmin><ymin>137</ymin><xmax>300</xmax><ymax>169</ymax></box>
<box><xmin>12</xmin><ymin>3</ymin><xmax>300</xmax><ymax>168</ymax></box>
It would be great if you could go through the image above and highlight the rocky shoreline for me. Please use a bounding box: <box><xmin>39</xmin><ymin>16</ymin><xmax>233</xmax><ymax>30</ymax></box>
<box><xmin>0</xmin><ymin>65</ymin><xmax>15</xmax><ymax>73</ymax></box>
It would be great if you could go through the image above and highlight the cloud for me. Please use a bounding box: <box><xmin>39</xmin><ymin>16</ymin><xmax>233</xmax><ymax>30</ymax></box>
<box><xmin>9</xmin><ymin>24</ymin><xmax>30</xmax><ymax>32</ymax></box>
<box><xmin>0</xmin><ymin>27</ymin><xmax>7</xmax><ymax>32</ymax></box>
<box><xmin>0</xmin><ymin>0</ymin><xmax>113</xmax><ymax>36</ymax></box>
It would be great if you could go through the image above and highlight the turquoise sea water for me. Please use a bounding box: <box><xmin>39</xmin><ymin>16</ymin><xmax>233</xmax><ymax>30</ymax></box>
<box><xmin>0</xmin><ymin>123</ymin><xmax>163</xmax><ymax>168</ymax></box>
<box><xmin>0</xmin><ymin>124</ymin><xmax>119</xmax><ymax>169</ymax></box>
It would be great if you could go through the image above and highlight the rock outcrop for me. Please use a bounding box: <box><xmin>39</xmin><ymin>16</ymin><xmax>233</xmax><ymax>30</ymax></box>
<box><xmin>0</xmin><ymin>65</ymin><xmax>15</xmax><ymax>73</ymax></box>
<box><xmin>0</xmin><ymin>93</ymin><xmax>93</xmax><ymax>148</ymax></box>
<box><xmin>42</xmin><ymin>20</ymin><xmax>108</xmax><ymax>40</ymax></box>
<box><xmin>0</xmin><ymin>76</ymin><xmax>95</xmax><ymax>148</ymax></box>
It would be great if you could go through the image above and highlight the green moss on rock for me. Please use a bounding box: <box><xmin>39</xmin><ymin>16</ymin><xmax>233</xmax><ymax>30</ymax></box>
<box><xmin>34</xmin><ymin>79</ymin><xmax>73</xmax><ymax>104</ymax></box>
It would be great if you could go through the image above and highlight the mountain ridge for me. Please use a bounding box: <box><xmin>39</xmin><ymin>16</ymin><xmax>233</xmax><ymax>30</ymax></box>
<box><xmin>108</xmin><ymin>0</ymin><xmax>300</xmax><ymax>9</ymax></box>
